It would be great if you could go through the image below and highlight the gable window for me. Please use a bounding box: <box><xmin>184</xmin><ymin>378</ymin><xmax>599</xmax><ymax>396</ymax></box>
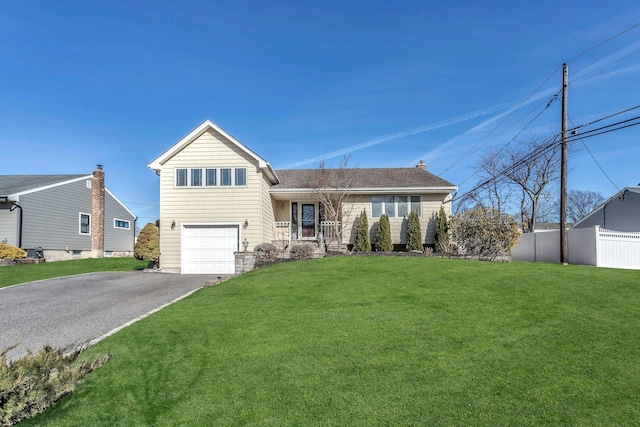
<box><xmin>235</xmin><ymin>168</ymin><xmax>247</xmax><ymax>186</ymax></box>
<box><xmin>220</xmin><ymin>168</ymin><xmax>232</xmax><ymax>186</ymax></box>
<box><xmin>114</xmin><ymin>219</ymin><xmax>130</xmax><ymax>229</ymax></box>
<box><xmin>371</xmin><ymin>196</ymin><xmax>421</xmax><ymax>218</ymax></box>
<box><xmin>206</xmin><ymin>168</ymin><xmax>217</xmax><ymax>186</ymax></box>
<box><xmin>79</xmin><ymin>213</ymin><xmax>91</xmax><ymax>235</ymax></box>
<box><xmin>191</xmin><ymin>169</ymin><xmax>203</xmax><ymax>186</ymax></box>
<box><xmin>175</xmin><ymin>167</ymin><xmax>247</xmax><ymax>187</ymax></box>
<box><xmin>176</xmin><ymin>169</ymin><xmax>188</xmax><ymax>187</ymax></box>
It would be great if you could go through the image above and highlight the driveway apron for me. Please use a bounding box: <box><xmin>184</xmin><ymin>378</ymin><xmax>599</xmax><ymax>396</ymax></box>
<box><xmin>0</xmin><ymin>271</ymin><xmax>211</xmax><ymax>359</ymax></box>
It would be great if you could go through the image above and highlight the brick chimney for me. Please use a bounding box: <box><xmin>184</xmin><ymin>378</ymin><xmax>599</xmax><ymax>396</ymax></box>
<box><xmin>91</xmin><ymin>165</ymin><xmax>105</xmax><ymax>258</ymax></box>
<box><xmin>416</xmin><ymin>160</ymin><xmax>426</xmax><ymax>171</ymax></box>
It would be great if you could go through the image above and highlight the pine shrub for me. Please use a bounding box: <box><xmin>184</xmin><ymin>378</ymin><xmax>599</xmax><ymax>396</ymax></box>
<box><xmin>375</xmin><ymin>214</ymin><xmax>393</xmax><ymax>252</ymax></box>
<box><xmin>352</xmin><ymin>210</ymin><xmax>371</xmax><ymax>252</ymax></box>
<box><xmin>134</xmin><ymin>223</ymin><xmax>160</xmax><ymax>261</ymax></box>
<box><xmin>406</xmin><ymin>211</ymin><xmax>423</xmax><ymax>251</ymax></box>
<box><xmin>0</xmin><ymin>345</ymin><xmax>111</xmax><ymax>426</ymax></box>
<box><xmin>434</xmin><ymin>206</ymin><xmax>450</xmax><ymax>253</ymax></box>
<box><xmin>0</xmin><ymin>244</ymin><xmax>26</xmax><ymax>260</ymax></box>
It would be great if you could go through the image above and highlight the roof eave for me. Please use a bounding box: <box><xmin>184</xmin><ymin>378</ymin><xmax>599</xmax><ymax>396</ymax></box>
<box><xmin>270</xmin><ymin>186</ymin><xmax>458</xmax><ymax>194</ymax></box>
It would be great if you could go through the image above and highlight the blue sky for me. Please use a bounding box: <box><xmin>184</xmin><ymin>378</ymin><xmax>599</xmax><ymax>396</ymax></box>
<box><xmin>1</xmin><ymin>1</ymin><xmax>639</xmax><ymax>225</ymax></box>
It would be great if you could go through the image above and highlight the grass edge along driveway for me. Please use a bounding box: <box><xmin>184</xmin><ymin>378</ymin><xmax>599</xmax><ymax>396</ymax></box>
<box><xmin>22</xmin><ymin>257</ymin><xmax>640</xmax><ymax>426</ymax></box>
<box><xmin>0</xmin><ymin>258</ymin><xmax>148</xmax><ymax>288</ymax></box>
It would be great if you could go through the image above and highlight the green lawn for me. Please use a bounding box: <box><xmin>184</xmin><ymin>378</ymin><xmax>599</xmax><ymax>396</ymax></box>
<box><xmin>0</xmin><ymin>257</ymin><xmax>148</xmax><ymax>288</ymax></box>
<box><xmin>21</xmin><ymin>257</ymin><xmax>640</xmax><ymax>426</ymax></box>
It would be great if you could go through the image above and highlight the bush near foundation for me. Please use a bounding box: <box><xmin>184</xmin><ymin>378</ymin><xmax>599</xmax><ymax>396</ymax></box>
<box><xmin>134</xmin><ymin>223</ymin><xmax>160</xmax><ymax>261</ymax></box>
<box><xmin>290</xmin><ymin>244</ymin><xmax>314</xmax><ymax>260</ymax></box>
<box><xmin>0</xmin><ymin>244</ymin><xmax>26</xmax><ymax>260</ymax></box>
<box><xmin>254</xmin><ymin>243</ymin><xmax>279</xmax><ymax>263</ymax></box>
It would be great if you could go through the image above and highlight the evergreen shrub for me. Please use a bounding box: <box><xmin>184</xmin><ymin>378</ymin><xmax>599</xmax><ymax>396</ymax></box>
<box><xmin>375</xmin><ymin>214</ymin><xmax>393</xmax><ymax>252</ymax></box>
<box><xmin>406</xmin><ymin>211</ymin><xmax>423</xmax><ymax>251</ymax></box>
<box><xmin>352</xmin><ymin>210</ymin><xmax>371</xmax><ymax>252</ymax></box>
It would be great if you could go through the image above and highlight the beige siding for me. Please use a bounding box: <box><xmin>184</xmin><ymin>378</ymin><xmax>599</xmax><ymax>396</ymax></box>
<box><xmin>273</xmin><ymin>199</ymin><xmax>289</xmax><ymax>222</ymax></box>
<box><xmin>342</xmin><ymin>193</ymin><xmax>453</xmax><ymax>246</ymax></box>
<box><xmin>158</xmin><ymin>129</ymin><xmax>268</xmax><ymax>271</ymax></box>
<box><xmin>260</xmin><ymin>175</ymin><xmax>276</xmax><ymax>246</ymax></box>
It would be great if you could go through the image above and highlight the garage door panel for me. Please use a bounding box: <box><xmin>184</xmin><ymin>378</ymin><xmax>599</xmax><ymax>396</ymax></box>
<box><xmin>182</xmin><ymin>225</ymin><xmax>238</xmax><ymax>274</ymax></box>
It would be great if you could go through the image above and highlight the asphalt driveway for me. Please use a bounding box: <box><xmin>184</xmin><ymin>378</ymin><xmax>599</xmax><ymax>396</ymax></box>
<box><xmin>0</xmin><ymin>271</ymin><xmax>213</xmax><ymax>359</ymax></box>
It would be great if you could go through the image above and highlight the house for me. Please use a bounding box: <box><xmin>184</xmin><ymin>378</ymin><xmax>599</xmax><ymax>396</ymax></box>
<box><xmin>148</xmin><ymin>120</ymin><xmax>457</xmax><ymax>274</ymax></box>
<box><xmin>573</xmin><ymin>187</ymin><xmax>640</xmax><ymax>232</ymax></box>
<box><xmin>0</xmin><ymin>166</ymin><xmax>137</xmax><ymax>261</ymax></box>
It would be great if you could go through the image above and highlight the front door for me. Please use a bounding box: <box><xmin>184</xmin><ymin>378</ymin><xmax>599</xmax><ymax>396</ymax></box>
<box><xmin>301</xmin><ymin>203</ymin><xmax>316</xmax><ymax>238</ymax></box>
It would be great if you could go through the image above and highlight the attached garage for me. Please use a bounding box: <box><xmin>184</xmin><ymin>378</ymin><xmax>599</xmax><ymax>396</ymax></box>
<box><xmin>181</xmin><ymin>224</ymin><xmax>239</xmax><ymax>274</ymax></box>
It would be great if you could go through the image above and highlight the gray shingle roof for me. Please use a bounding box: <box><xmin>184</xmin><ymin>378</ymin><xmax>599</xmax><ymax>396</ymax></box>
<box><xmin>0</xmin><ymin>175</ymin><xmax>88</xmax><ymax>196</ymax></box>
<box><xmin>271</xmin><ymin>168</ymin><xmax>455</xmax><ymax>190</ymax></box>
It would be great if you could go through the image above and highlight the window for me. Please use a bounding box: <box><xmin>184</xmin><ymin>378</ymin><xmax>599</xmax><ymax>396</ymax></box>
<box><xmin>371</xmin><ymin>196</ymin><xmax>421</xmax><ymax>218</ymax></box>
<box><xmin>79</xmin><ymin>213</ymin><xmax>91</xmax><ymax>235</ymax></box>
<box><xmin>176</xmin><ymin>169</ymin><xmax>188</xmax><ymax>187</ymax></box>
<box><xmin>175</xmin><ymin>167</ymin><xmax>247</xmax><ymax>187</ymax></box>
<box><xmin>191</xmin><ymin>169</ymin><xmax>202</xmax><ymax>186</ymax></box>
<box><xmin>411</xmin><ymin>196</ymin><xmax>421</xmax><ymax>216</ymax></box>
<box><xmin>114</xmin><ymin>219</ymin><xmax>130</xmax><ymax>229</ymax></box>
<box><xmin>221</xmin><ymin>168</ymin><xmax>232</xmax><ymax>186</ymax></box>
<box><xmin>371</xmin><ymin>196</ymin><xmax>383</xmax><ymax>217</ymax></box>
<box><xmin>235</xmin><ymin>168</ymin><xmax>247</xmax><ymax>186</ymax></box>
<box><xmin>206</xmin><ymin>168</ymin><xmax>217</xmax><ymax>186</ymax></box>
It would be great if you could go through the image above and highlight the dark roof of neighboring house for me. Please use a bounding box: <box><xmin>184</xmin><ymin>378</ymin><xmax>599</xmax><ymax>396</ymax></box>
<box><xmin>271</xmin><ymin>167</ymin><xmax>455</xmax><ymax>190</ymax></box>
<box><xmin>0</xmin><ymin>175</ymin><xmax>88</xmax><ymax>196</ymax></box>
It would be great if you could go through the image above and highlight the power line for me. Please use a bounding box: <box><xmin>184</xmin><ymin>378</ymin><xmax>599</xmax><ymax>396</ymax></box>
<box><xmin>569</xmin><ymin>117</ymin><xmax>620</xmax><ymax>192</ymax></box>
<box><xmin>438</xmin><ymin>71</ymin><xmax>562</xmax><ymax>176</ymax></box>
<box><xmin>568</xmin><ymin>104</ymin><xmax>640</xmax><ymax>132</ymax></box>
<box><xmin>565</xmin><ymin>21</ymin><xmax>640</xmax><ymax>63</ymax></box>
<box><xmin>567</xmin><ymin>114</ymin><xmax>640</xmax><ymax>142</ymax></box>
<box><xmin>456</xmin><ymin>136</ymin><xmax>561</xmax><ymax>204</ymax></box>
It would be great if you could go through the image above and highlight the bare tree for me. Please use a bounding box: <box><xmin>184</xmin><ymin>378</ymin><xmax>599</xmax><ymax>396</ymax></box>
<box><xmin>501</xmin><ymin>134</ymin><xmax>561</xmax><ymax>232</ymax></box>
<box><xmin>566</xmin><ymin>189</ymin><xmax>605</xmax><ymax>223</ymax></box>
<box><xmin>472</xmin><ymin>147</ymin><xmax>514</xmax><ymax>213</ymax></box>
<box><xmin>466</xmin><ymin>133</ymin><xmax>561</xmax><ymax>232</ymax></box>
<box><xmin>313</xmin><ymin>156</ymin><xmax>359</xmax><ymax>251</ymax></box>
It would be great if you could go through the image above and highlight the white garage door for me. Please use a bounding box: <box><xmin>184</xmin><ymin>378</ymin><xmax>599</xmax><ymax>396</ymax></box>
<box><xmin>182</xmin><ymin>225</ymin><xmax>239</xmax><ymax>274</ymax></box>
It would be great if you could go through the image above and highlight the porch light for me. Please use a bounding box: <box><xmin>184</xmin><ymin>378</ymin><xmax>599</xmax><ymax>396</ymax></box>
<box><xmin>171</xmin><ymin>220</ymin><xmax>176</xmax><ymax>230</ymax></box>
<box><xmin>244</xmin><ymin>219</ymin><xmax>249</xmax><ymax>228</ymax></box>
<box><xmin>243</xmin><ymin>238</ymin><xmax>249</xmax><ymax>252</ymax></box>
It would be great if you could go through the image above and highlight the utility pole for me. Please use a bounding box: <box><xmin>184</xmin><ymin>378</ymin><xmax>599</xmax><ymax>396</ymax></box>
<box><xmin>560</xmin><ymin>63</ymin><xmax>569</xmax><ymax>264</ymax></box>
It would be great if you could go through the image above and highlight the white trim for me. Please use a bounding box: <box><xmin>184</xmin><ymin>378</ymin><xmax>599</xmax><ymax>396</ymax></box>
<box><xmin>79</xmin><ymin>212</ymin><xmax>92</xmax><ymax>235</ymax></box>
<box><xmin>113</xmin><ymin>218</ymin><xmax>131</xmax><ymax>230</ymax></box>
<box><xmin>147</xmin><ymin>119</ymin><xmax>279</xmax><ymax>184</ymax></box>
<box><xmin>7</xmin><ymin>175</ymin><xmax>93</xmax><ymax>198</ymax></box>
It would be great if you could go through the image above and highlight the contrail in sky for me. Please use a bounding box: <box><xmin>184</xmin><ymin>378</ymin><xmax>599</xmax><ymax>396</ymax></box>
<box><xmin>281</xmin><ymin>106</ymin><xmax>502</xmax><ymax>169</ymax></box>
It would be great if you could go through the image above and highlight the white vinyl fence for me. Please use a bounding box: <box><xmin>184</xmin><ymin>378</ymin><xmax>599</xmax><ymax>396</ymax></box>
<box><xmin>511</xmin><ymin>226</ymin><xmax>640</xmax><ymax>270</ymax></box>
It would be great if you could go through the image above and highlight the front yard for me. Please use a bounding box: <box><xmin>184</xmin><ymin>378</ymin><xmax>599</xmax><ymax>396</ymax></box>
<box><xmin>19</xmin><ymin>257</ymin><xmax>640</xmax><ymax>426</ymax></box>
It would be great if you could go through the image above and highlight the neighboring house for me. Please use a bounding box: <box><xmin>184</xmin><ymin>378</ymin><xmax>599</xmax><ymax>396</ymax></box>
<box><xmin>0</xmin><ymin>167</ymin><xmax>137</xmax><ymax>261</ymax></box>
<box><xmin>573</xmin><ymin>187</ymin><xmax>640</xmax><ymax>232</ymax></box>
<box><xmin>148</xmin><ymin>120</ymin><xmax>457</xmax><ymax>274</ymax></box>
